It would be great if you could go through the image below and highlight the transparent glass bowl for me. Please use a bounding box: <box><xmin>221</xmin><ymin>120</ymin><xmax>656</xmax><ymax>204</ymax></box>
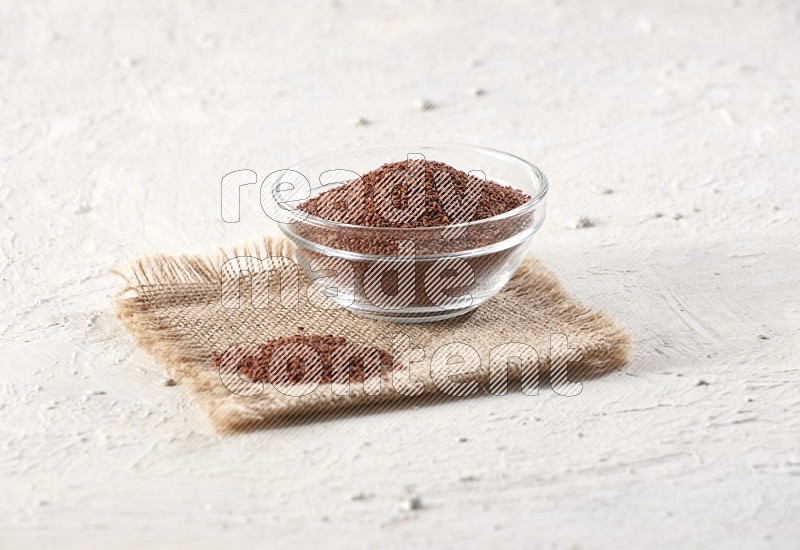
<box><xmin>272</xmin><ymin>143</ymin><xmax>548</xmax><ymax>323</ymax></box>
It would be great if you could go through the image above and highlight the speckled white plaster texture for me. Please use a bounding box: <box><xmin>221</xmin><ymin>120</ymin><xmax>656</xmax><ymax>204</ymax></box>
<box><xmin>1</xmin><ymin>1</ymin><xmax>798</xmax><ymax>548</ymax></box>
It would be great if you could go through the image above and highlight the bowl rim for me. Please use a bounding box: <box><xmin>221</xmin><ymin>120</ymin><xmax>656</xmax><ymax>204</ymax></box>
<box><xmin>272</xmin><ymin>142</ymin><xmax>548</xmax><ymax>232</ymax></box>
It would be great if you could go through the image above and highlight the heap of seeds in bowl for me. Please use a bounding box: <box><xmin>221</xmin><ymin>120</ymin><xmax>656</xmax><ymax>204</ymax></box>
<box><xmin>299</xmin><ymin>159</ymin><xmax>530</xmax><ymax>229</ymax></box>
<box><xmin>291</xmin><ymin>158</ymin><xmax>535</xmax><ymax>312</ymax></box>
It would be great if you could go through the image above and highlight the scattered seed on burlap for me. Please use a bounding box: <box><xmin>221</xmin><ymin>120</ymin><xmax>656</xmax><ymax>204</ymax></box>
<box><xmin>212</xmin><ymin>334</ymin><xmax>395</xmax><ymax>385</ymax></box>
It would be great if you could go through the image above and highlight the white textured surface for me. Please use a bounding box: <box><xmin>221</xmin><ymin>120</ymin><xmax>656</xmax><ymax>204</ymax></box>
<box><xmin>2</xmin><ymin>1</ymin><xmax>799</xmax><ymax>548</ymax></box>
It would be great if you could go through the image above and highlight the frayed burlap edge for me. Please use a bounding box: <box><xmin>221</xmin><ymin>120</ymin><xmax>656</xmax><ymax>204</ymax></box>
<box><xmin>113</xmin><ymin>235</ymin><xmax>632</xmax><ymax>432</ymax></box>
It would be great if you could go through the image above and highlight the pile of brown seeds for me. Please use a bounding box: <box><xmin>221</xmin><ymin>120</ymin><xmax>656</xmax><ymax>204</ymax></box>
<box><xmin>299</xmin><ymin>159</ymin><xmax>530</xmax><ymax>228</ymax></box>
<box><xmin>212</xmin><ymin>334</ymin><xmax>395</xmax><ymax>385</ymax></box>
<box><xmin>289</xmin><ymin>158</ymin><xmax>537</xmax><ymax>311</ymax></box>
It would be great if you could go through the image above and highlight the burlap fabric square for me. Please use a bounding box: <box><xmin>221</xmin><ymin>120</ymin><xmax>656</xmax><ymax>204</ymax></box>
<box><xmin>114</xmin><ymin>235</ymin><xmax>631</xmax><ymax>431</ymax></box>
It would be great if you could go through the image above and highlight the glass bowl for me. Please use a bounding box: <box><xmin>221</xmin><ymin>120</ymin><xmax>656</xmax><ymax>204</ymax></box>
<box><xmin>271</xmin><ymin>143</ymin><xmax>548</xmax><ymax>323</ymax></box>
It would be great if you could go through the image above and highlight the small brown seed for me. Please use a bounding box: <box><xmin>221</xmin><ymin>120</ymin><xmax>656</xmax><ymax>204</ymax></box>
<box><xmin>571</xmin><ymin>216</ymin><xmax>594</xmax><ymax>229</ymax></box>
<box><xmin>414</xmin><ymin>98</ymin><xmax>435</xmax><ymax>111</ymax></box>
<box><xmin>400</xmin><ymin>496</ymin><xmax>423</xmax><ymax>511</ymax></box>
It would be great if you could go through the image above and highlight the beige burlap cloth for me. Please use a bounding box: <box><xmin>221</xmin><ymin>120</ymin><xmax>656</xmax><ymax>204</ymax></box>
<box><xmin>114</xmin><ymin>235</ymin><xmax>631</xmax><ymax>431</ymax></box>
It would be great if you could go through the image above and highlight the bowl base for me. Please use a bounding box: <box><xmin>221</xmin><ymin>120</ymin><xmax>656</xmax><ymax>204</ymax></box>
<box><xmin>347</xmin><ymin>304</ymin><xmax>480</xmax><ymax>324</ymax></box>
